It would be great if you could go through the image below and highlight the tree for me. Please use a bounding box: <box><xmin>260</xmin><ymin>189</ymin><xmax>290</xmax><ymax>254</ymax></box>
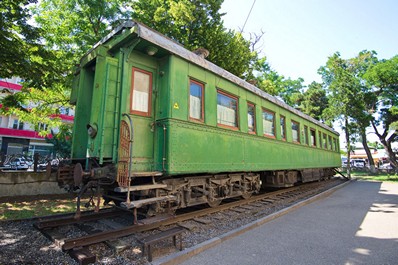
<box><xmin>0</xmin><ymin>0</ymin><xmax>68</xmax><ymax>140</ymax></box>
<box><xmin>1</xmin><ymin>0</ymin><xmax>132</xmax><ymax>137</ymax></box>
<box><xmin>253</xmin><ymin>57</ymin><xmax>304</xmax><ymax>107</ymax></box>
<box><xmin>32</xmin><ymin>0</ymin><xmax>131</xmax><ymax>63</ymax></box>
<box><xmin>364</xmin><ymin>56</ymin><xmax>398</xmax><ymax>168</ymax></box>
<box><xmin>0</xmin><ymin>0</ymin><xmax>61</xmax><ymax>88</ymax></box>
<box><xmin>319</xmin><ymin>52</ymin><xmax>366</xmax><ymax>177</ymax></box>
<box><xmin>131</xmin><ymin>0</ymin><xmax>258</xmax><ymax>79</ymax></box>
<box><xmin>320</xmin><ymin>51</ymin><xmax>391</xmax><ymax>174</ymax></box>
<box><xmin>46</xmin><ymin>124</ymin><xmax>73</xmax><ymax>159</ymax></box>
<box><xmin>298</xmin><ymin>82</ymin><xmax>328</xmax><ymax>121</ymax></box>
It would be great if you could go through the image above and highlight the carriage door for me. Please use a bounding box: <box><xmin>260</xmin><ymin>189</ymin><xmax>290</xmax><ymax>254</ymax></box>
<box><xmin>125</xmin><ymin>67</ymin><xmax>156</xmax><ymax>173</ymax></box>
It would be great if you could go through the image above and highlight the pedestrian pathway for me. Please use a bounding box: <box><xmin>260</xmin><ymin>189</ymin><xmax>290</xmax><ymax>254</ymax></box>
<box><xmin>171</xmin><ymin>180</ymin><xmax>398</xmax><ymax>265</ymax></box>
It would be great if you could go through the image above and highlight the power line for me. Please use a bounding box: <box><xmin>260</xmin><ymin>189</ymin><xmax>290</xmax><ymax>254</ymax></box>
<box><xmin>241</xmin><ymin>0</ymin><xmax>256</xmax><ymax>33</ymax></box>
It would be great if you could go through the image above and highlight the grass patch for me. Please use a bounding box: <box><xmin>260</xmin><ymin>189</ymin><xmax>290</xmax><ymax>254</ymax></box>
<box><xmin>353</xmin><ymin>173</ymin><xmax>398</xmax><ymax>182</ymax></box>
<box><xmin>0</xmin><ymin>195</ymin><xmax>107</xmax><ymax>221</ymax></box>
<box><xmin>342</xmin><ymin>170</ymin><xmax>398</xmax><ymax>182</ymax></box>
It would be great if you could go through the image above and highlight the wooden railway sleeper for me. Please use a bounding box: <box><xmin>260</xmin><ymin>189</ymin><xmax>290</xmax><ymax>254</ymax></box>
<box><xmin>139</xmin><ymin>227</ymin><xmax>185</xmax><ymax>262</ymax></box>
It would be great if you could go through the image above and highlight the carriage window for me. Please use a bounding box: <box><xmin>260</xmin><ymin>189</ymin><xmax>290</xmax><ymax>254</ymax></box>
<box><xmin>217</xmin><ymin>90</ymin><xmax>238</xmax><ymax>129</ymax></box>
<box><xmin>247</xmin><ymin>103</ymin><xmax>256</xmax><ymax>134</ymax></box>
<box><xmin>292</xmin><ymin>120</ymin><xmax>300</xmax><ymax>143</ymax></box>
<box><xmin>328</xmin><ymin>135</ymin><xmax>333</xmax><ymax>150</ymax></box>
<box><xmin>189</xmin><ymin>80</ymin><xmax>204</xmax><ymax>121</ymax></box>
<box><xmin>319</xmin><ymin>131</ymin><xmax>322</xmax><ymax>148</ymax></box>
<box><xmin>323</xmin><ymin>133</ymin><xmax>327</xmax><ymax>149</ymax></box>
<box><xmin>262</xmin><ymin>109</ymin><xmax>275</xmax><ymax>137</ymax></box>
<box><xmin>304</xmin><ymin>125</ymin><xmax>309</xmax><ymax>145</ymax></box>
<box><xmin>334</xmin><ymin>138</ymin><xmax>338</xmax><ymax>151</ymax></box>
<box><xmin>310</xmin><ymin>129</ymin><xmax>316</xmax><ymax>147</ymax></box>
<box><xmin>131</xmin><ymin>68</ymin><xmax>152</xmax><ymax>116</ymax></box>
<box><xmin>280</xmin><ymin>115</ymin><xmax>286</xmax><ymax>140</ymax></box>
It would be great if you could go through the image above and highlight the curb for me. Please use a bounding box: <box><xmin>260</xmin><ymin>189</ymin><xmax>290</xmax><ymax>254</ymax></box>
<box><xmin>153</xmin><ymin>179</ymin><xmax>354</xmax><ymax>265</ymax></box>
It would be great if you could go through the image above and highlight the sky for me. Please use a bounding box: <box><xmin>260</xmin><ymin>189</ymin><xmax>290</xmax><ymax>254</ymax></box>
<box><xmin>221</xmin><ymin>0</ymin><xmax>398</xmax><ymax>85</ymax></box>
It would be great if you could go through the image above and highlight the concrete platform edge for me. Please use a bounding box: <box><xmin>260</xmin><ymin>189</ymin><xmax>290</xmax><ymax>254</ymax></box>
<box><xmin>153</xmin><ymin>179</ymin><xmax>354</xmax><ymax>265</ymax></box>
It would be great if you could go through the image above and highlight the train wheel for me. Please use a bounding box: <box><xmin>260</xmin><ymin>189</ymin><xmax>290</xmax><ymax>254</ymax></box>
<box><xmin>241</xmin><ymin>192</ymin><xmax>252</xmax><ymax>199</ymax></box>
<box><xmin>207</xmin><ymin>199</ymin><xmax>222</xmax><ymax>207</ymax></box>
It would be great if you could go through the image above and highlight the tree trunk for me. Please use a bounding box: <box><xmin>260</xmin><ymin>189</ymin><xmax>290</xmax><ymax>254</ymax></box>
<box><xmin>381</xmin><ymin>136</ymin><xmax>398</xmax><ymax>169</ymax></box>
<box><xmin>361</xmin><ymin>129</ymin><xmax>376</xmax><ymax>174</ymax></box>
<box><xmin>371</xmin><ymin>120</ymin><xmax>398</xmax><ymax>169</ymax></box>
<box><xmin>345</xmin><ymin>117</ymin><xmax>351</xmax><ymax>178</ymax></box>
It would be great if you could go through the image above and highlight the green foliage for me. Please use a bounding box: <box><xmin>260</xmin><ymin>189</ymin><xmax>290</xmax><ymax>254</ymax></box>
<box><xmin>1</xmin><ymin>0</ymin><xmax>133</xmax><ymax>157</ymax></box>
<box><xmin>318</xmin><ymin>51</ymin><xmax>378</xmax><ymax>176</ymax></box>
<box><xmin>298</xmin><ymin>82</ymin><xmax>328</xmax><ymax>121</ymax></box>
<box><xmin>362</xmin><ymin>55</ymin><xmax>398</xmax><ymax>168</ymax></box>
<box><xmin>32</xmin><ymin>0</ymin><xmax>131</xmax><ymax>61</ymax></box>
<box><xmin>319</xmin><ymin>51</ymin><xmax>377</xmax><ymax>126</ymax></box>
<box><xmin>320</xmin><ymin>51</ymin><xmax>398</xmax><ymax>169</ymax></box>
<box><xmin>46</xmin><ymin>123</ymin><xmax>73</xmax><ymax>158</ymax></box>
<box><xmin>0</xmin><ymin>0</ymin><xmax>62</xmax><ymax>88</ymax></box>
<box><xmin>0</xmin><ymin>86</ymin><xmax>72</xmax><ymax>136</ymax></box>
<box><xmin>364</xmin><ymin>56</ymin><xmax>398</xmax><ymax>130</ymax></box>
<box><xmin>131</xmin><ymin>0</ymin><xmax>258</xmax><ymax>79</ymax></box>
<box><xmin>254</xmin><ymin>57</ymin><xmax>304</xmax><ymax>107</ymax></box>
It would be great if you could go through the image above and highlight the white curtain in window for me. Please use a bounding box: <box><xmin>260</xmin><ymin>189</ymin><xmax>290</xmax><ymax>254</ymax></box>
<box><xmin>263</xmin><ymin>120</ymin><xmax>274</xmax><ymax>135</ymax></box>
<box><xmin>248</xmin><ymin>114</ymin><xmax>254</xmax><ymax>131</ymax></box>
<box><xmin>190</xmin><ymin>95</ymin><xmax>201</xmax><ymax>119</ymax></box>
<box><xmin>132</xmin><ymin>71</ymin><xmax>150</xmax><ymax>113</ymax></box>
<box><xmin>292</xmin><ymin>130</ymin><xmax>298</xmax><ymax>141</ymax></box>
<box><xmin>132</xmin><ymin>90</ymin><xmax>149</xmax><ymax>112</ymax></box>
<box><xmin>217</xmin><ymin>105</ymin><xmax>236</xmax><ymax>126</ymax></box>
<box><xmin>311</xmin><ymin>134</ymin><xmax>315</xmax><ymax>145</ymax></box>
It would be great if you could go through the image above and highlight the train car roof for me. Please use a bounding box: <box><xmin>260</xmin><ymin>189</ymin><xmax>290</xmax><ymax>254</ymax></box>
<box><xmin>85</xmin><ymin>20</ymin><xmax>338</xmax><ymax>135</ymax></box>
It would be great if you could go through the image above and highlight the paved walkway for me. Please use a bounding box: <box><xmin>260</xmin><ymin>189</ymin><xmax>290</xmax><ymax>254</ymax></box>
<box><xmin>176</xmin><ymin>180</ymin><xmax>398</xmax><ymax>265</ymax></box>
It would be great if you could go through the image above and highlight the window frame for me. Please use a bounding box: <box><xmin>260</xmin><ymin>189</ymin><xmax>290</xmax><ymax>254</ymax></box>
<box><xmin>318</xmin><ymin>131</ymin><xmax>322</xmax><ymax>148</ymax></box>
<box><xmin>334</xmin><ymin>138</ymin><xmax>339</xmax><ymax>152</ymax></box>
<box><xmin>310</xmin><ymin>128</ymin><xmax>317</xmax><ymax>147</ymax></box>
<box><xmin>13</xmin><ymin>119</ymin><xmax>24</xmax><ymax>130</ymax></box>
<box><xmin>130</xmin><ymin>67</ymin><xmax>153</xmax><ymax>117</ymax></box>
<box><xmin>216</xmin><ymin>89</ymin><xmax>239</xmax><ymax>130</ymax></box>
<box><xmin>188</xmin><ymin>79</ymin><xmax>205</xmax><ymax>122</ymax></box>
<box><xmin>291</xmin><ymin>120</ymin><xmax>300</xmax><ymax>143</ymax></box>
<box><xmin>262</xmin><ymin>108</ymin><xmax>276</xmax><ymax>138</ymax></box>
<box><xmin>304</xmin><ymin>125</ymin><xmax>309</xmax><ymax>145</ymax></box>
<box><xmin>280</xmin><ymin>115</ymin><xmax>286</xmax><ymax>141</ymax></box>
<box><xmin>247</xmin><ymin>102</ymin><xmax>256</xmax><ymax>134</ymax></box>
<box><xmin>12</xmin><ymin>119</ymin><xmax>18</xmax><ymax>129</ymax></box>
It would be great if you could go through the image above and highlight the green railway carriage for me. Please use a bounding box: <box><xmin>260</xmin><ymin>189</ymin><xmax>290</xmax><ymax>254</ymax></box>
<box><xmin>69</xmin><ymin>21</ymin><xmax>340</xmax><ymax>215</ymax></box>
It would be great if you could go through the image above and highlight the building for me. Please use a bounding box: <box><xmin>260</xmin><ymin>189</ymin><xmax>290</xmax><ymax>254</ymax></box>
<box><xmin>0</xmin><ymin>77</ymin><xmax>74</xmax><ymax>158</ymax></box>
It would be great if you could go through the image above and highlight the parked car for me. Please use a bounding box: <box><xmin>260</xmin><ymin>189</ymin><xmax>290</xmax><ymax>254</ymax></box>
<box><xmin>342</xmin><ymin>159</ymin><xmax>366</xmax><ymax>168</ymax></box>
<box><xmin>351</xmin><ymin>159</ymin><xmax>366</xmax><ymax>168</ymax></box>
<box><xmin>4</xmin><ymin>157</ymin><xmax>32</xmax><ymax>170</ymax></box>
<box><xmin>379</xmin><ymin>163</ymin><xmax>393</xmax><ymax>170</ymax></box>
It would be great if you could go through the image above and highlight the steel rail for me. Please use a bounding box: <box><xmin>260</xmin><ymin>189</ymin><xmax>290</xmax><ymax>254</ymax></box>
<box><xmin>62</xmin><ymin>179</ymin><xmax>344</xmax><ymax>251</ymax></box>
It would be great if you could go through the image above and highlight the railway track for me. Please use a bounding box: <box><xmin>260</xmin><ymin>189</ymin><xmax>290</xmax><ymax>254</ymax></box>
<box><xmin>34</xmin><ymin>178</ymin><xmax>348</xmax><ymax>264</ymax></box>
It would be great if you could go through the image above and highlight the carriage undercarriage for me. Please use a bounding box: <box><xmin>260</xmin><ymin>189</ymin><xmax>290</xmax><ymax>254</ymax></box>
<box><xmin>67</xmin><ymin>162</ymin><xmax>334</xmax><ymax>222</ymax></box>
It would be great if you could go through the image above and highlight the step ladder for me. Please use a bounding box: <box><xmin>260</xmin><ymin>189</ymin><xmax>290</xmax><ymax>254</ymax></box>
<box><xmin>114</xmin><ymin>171</ymin><xmax>165</xmax><ymax>192</ymax></box>
<box><xmin>114</xmin><ymin>171</ymin><xmax>173</xmax><ymax>224</ymax></box>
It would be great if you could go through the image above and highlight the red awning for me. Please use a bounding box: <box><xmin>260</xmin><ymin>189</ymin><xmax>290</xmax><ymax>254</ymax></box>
<box><xmin>0</xmin><ymin>81</ymin><xmax>22</xmax><ymax>91</ymax></box>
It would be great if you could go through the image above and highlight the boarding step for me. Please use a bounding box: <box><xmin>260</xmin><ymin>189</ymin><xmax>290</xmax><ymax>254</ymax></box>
<box><xmin>114</xmin><ymin>183</ymin><xmax>168</xmax><ymax>192</ymax></box>
<box><xmin>131</xmin><ymin>171</ymin><xmax>163</xmax><ymax>177</ymax></box>
<box><xmin>121</xmin><ymin>195</ymin><xmax>177</xmax><ymax>209</ymax></box>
